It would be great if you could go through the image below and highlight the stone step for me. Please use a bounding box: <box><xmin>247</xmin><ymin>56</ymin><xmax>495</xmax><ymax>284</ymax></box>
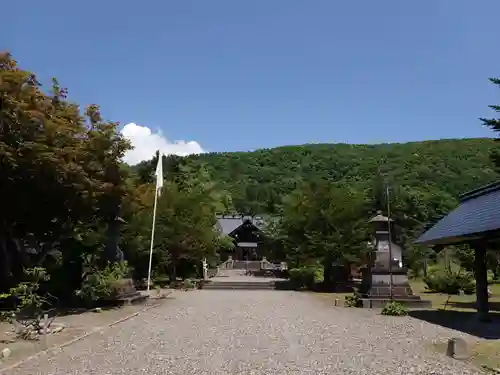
<box><xmin>203</xmin><ymin>282</ymin><xmax>276</xmax><ymax>290</ymax></box>
<box><xmin>204</xmin><ymin>282</ymin><xmax>275</xmax><ymax>286</ymax></box>
<box><xmin>204</xmin><ymin>286</ymin><xmax>276</xmax><ymax>290</ymax></box>
<box><xmin>205</xmin><ymin>281</ymin><xmax>276</xmax><ymax>285</ymax></box>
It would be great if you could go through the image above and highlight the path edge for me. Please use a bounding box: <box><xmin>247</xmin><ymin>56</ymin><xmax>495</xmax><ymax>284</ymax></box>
<box><xmin>0</xmin><ymin>301</ymin><xmax>164</xmax><ymax>373</ymax></box>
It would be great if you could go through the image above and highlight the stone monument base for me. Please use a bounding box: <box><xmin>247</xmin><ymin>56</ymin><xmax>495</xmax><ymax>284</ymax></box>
<box><xmin>361</xmin><ymin>296</ymin><xmax>432</xmax><ymax>309</ymax></box>
<box><xmin>109</xmin><ymin>278</ymin><xmax>149</xmax><ymax>306</ymax></box>
<box><xmin>360</xmin><ymin>268</ymin><xmax>431</xmax><ymax>309</ymax></box>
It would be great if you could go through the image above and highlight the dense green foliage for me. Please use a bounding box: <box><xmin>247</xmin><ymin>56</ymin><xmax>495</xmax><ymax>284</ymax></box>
<box><xmin>75</xmin><ymin>259</ymin><xmax>130</xmax><ymax>305</ymax></box>
<box><xmin>424</xmin><ymin>269</ymin><xmax>476</xmax><ymax>295</ymax></box>
<box><xmin>0</xmin><ymin>52</ymin><xmax>134</xmax><ymax>304</ymax></box>
<box><xmin>183</xmin><ymin>138</ymin><xmax>497</xmax><ymax>215</ymax></box>
<box><xmin>288</xmin><ymin>266</ymin><xmax>324</xmax><ymax>290</ymax></box>
<box><xmin>162</xmin><ymin>138</ymin><xmax>496</xmax><ymax>282</ymax></box>
<box><xmin>0</xmin><ymin>53</ymin><xmax>230</xmax><ymax>312</ymax></box>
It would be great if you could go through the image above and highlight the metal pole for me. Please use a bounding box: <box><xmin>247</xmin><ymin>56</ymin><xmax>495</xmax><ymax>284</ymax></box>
<box><xmin>147</xmin><ymin>187</ymin><xmax>159</xmax><ymax>292</ymax></box>
<box><xmin>386</xmin><ymin>185</ymin><xmax>394</xmax><ymax>301</ymax></box>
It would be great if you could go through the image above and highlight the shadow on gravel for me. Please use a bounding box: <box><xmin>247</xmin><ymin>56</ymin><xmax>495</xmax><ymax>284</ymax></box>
<box><xmin>274</xmin><ymin>280</ymin><xmax>356</xmax><ymax>293</ymax></box>
<box><xmin>409</xmin><ymin>309</ymin><xmax>500</xmax><ymax>339</ymax></box>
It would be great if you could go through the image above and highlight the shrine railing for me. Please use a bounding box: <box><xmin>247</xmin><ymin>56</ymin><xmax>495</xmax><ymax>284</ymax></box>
<box><xmin>218</xmin><ymin>257</ymin><xmax>287</xmax><ymax>271</ymax></box>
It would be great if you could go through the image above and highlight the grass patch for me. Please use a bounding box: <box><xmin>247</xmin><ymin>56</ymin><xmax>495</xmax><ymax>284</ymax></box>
<box><xmin>431</xmin><ymin>340</ymin><xmax>500</xmax><ymax>370</ymax></box>
<box><xmin>409</xmin><ymin>280</ymin><xmax>500</xmax><ymax>340</ymax></box>
<box><xmin>410</xmin><ymin>280</ymin><xmax>500</xmax><ymax>312</ymax></box>
<box><xmin>473</xmin><ymin>340</ymin><xmax>500</xmax><ymax>370</ymax></box>
<box><xmin>307</xmin><ymin>279</ymin><xmax>500</xmax><ymax>314</ymax></box>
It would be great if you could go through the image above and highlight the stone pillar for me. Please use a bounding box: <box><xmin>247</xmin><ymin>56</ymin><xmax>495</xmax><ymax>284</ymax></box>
<box><xmin>202</xmin><ymin>258</ymin><xmax>208</xmax><ymax>280</ymax></box>
<box><xmin>260</xmin><ymin>256</ymin><xmax>268</xmax><ymax>270</ymax></box>
<box><xmin>473</xmin><ymin>241</ymin><xmax>490</xmax><ymax>321</ymax></box>
<box><xmin>105</xmin><ymin>216</ymin><xmax>126</xmax><ymax>263</ymax></box>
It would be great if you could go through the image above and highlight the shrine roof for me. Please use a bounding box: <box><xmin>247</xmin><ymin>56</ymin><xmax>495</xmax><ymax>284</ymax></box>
<box><xmin>415</xmin><ymin>181</ymin><xmax>500</xmax><ymax>246</ymax></box>
<box><xmin>216</xmin><ymin>215</ymin><xmax>265</xmax><ymax>236</ymax></box>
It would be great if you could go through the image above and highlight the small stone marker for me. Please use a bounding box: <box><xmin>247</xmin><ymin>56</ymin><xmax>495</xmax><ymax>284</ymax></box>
<box><xmin>334</xmin><ymin>299</ymin><xmax>339</xmax><ymax>306</ymax></box>
<box><xmin>1</xmin><ymin>347</ymin><xmax>11</xmax><ymax>359</ymax></box>
<box><xmin>446</xmin><ymin>337</ymin><xmax>469</xmax><ymax>360</ymax></box>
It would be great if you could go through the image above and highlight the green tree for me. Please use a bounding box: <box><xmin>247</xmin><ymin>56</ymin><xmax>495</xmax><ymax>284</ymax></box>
<box><xmin>278</xmin><ymin>182</ymin><xmax>369</xmax><ymax>283</ymax></box>
<box><xmin>0</xmin><ymin>52</ymin><xmax>131</xmax><ymax>299</ymax></box>
<box><xmin>480</xmin><ymin>77</ymin><xmax>500</xmax><ymax>170</ymax></box>
<box><xmin>126</xmin><ymin>164</ymin><xmax>231</xmax><ymax>281</ymax></box>
<box><xmin>176</xmin><ymin>138</ymin><xmax>496</xmax><ymax>221</ymax></box>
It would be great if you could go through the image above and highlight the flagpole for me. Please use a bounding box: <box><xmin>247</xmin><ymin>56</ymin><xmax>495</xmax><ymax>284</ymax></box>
<box><xmin>147</xmin><ymin>186</ymin><xmax>159</xmax><ymax>292</ymax></box>
<box><xmin>147</xmin><ymin>152</ymin><xmax>163</xmax><ymax>292</ymax></box>
<box><xmin>386</xmin><ymin>184</ymin><xmax>394</xmax><ymax>301</ymax></box>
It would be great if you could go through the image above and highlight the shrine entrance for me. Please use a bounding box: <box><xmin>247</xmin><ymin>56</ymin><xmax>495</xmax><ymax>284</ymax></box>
<box><xmin>216</xmin><ymin>215</ymin><xmax>264</xmax><ymax>261</ymax></box>
<box><xmin>237</xmin><ymin>242</ymin><xmax>259</xmax><ymax>261</ymax></box>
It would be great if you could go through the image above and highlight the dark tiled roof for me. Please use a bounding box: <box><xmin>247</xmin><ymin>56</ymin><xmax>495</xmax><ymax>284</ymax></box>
<box><xmin>216</xmin><ymin>215</ymin><xmax>265</xmax><ymax>235</ymax></box>
<box><xmin>415</xmin><ymin>181</ymin><xmax>500</xmax><ymax>246</ymax></box>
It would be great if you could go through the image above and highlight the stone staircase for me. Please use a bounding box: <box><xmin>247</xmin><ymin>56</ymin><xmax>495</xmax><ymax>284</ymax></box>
<box><xmin>202</xmin><ymin>279</ymin><xmax>277</xmax><ymax>290</ymax></box>
<box><xmin>203</xmin><ymin>269</ymin><xmax>278</xmax><ymax>290</ymax></box>
<box><xmin>202</xmin><ymin>258</ymin><xmax>287</xmax><ymax>291</ymax></box>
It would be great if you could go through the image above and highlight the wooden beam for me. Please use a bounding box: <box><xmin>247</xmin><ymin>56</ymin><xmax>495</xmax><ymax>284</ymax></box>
<box><xmin>473</xmin><ymin>241</ymin><xmax>490</xmax><ymax>321</ymax></box>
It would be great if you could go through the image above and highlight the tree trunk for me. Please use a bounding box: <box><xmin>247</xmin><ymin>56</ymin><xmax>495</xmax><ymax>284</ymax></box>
<box><xmin>168</xmin><ymin>257</ymin><xmax>178</xmax><ymax>282</ymax></box>
<box><xmin>0</xmin><ymin>235</ymin><xmax>12</xmax><ymax>291</ymax></box>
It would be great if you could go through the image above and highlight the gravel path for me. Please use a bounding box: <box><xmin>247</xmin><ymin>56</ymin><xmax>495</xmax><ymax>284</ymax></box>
<box><xmin>12</xmin><ymin>290</ymin><xmax>483</xmax><ymax>375</ymax></box>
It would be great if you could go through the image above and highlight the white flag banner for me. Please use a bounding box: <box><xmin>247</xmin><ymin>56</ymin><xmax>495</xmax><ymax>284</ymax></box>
<box><xmin>147</xmin><ymin>151</ymin><xmax>164</xmax><ymax>292</ymax></box>
<box><xmin>155</xmin><ymin>154</ymin><xmax>164</xmax><ymax>196</ymax></box>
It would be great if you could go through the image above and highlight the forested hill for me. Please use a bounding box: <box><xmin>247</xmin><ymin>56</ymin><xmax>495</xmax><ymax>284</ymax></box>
<box><xmin>182</xmin><ymin>138</ymin><xmax>498</xmax><ymax>214</ymax></box>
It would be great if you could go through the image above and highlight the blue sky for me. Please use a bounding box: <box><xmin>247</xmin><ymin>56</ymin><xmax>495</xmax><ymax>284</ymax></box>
<box><xmin>3</xmin><ymin>1</ymin><xmax>500</xmax><ymax>163</ymax></box>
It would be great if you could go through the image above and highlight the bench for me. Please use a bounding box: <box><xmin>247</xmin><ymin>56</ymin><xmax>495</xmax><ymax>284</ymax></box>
<box><xmin>111</xmin><ymin>278</ymin><xmax>149</xmax><ymax>306</ymax></box>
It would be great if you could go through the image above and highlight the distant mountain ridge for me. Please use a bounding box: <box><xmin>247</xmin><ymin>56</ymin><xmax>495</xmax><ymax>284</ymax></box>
<box><xmin>183</xmin><ymin>138</ymin><xmax>497</xmax><ymax>214</ymax></box>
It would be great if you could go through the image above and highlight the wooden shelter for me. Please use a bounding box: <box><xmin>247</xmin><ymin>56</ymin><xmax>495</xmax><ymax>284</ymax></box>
<box><xmin>416</xmin><ymin>181</ymin><xmax>500</xmax><ymax>320</ymax></box>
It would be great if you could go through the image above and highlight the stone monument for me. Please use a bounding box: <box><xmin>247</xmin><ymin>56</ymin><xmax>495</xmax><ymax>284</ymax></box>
<box><xmin>360</xmin><ymin>212</ymin><xmax>431</xmax><ymax>308</ymax></box>
<box><xmin>105</xmin><ymin>216</ymin><xmax>126</xmax><ymax>262</ymax></box>
<box><xmin>105</xmin><ymin>216</ymin><xmax>147</xmax><ymax>304</ymax></box>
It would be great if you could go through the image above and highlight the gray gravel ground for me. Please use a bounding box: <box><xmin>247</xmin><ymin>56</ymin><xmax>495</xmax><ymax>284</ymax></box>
<box><xmin>11</xmin><ymin>290</ymin><xmax>483</xmax><ymax>375</ymax></box>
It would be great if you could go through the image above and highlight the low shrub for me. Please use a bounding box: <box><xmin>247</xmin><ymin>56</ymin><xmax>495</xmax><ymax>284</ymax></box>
<box><xmin>182</xmin><ymin>279</ymin><xmax>196</xmax><ymax>290</ymax></box>
<box><xmin>424</xmin><ymin>270</ymin><xmax>475</xmax><ymax>295</ymax></box>
<box><xmin>170</xmin><ymin>280</ymin><xmax>183</xmax><ymax>289</ymax></box>
<box><xmin>381</xmin><ymin>301</ymin><xmax>408</xmax><ymax>316</ymax></box>
<box><xmin>344</xmin><ymin>293</ymin><xmax>362</xmax><ymax>308</ymax></box>
<box><xmin>0</xmin><ymin>267</ymin><xmax>54</xmax><ymax>340</ymax></box>
<box><xmin>153</xmin><ymin>276</ymin><xmax>170</xmax><ymax>288</ymax></box>
<box><xmin>288</xmin><ymin>266</ymin><xmax>324</xmax><ymax>290</ymax></box>
<box><xmin>75</xmin><ymin>260</ymin><xmax>130</xmax><ymax>305</ymax></box>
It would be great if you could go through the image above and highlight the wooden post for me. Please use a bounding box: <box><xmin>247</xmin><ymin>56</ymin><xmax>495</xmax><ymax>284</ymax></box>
<box><xmin>473</xmin><ymin>241</ymin><xmax>490</xmax><ymax>321</ymax></box>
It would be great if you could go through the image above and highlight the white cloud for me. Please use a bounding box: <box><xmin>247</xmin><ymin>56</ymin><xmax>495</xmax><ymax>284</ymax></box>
<box><xmin>120</xmin><ymin>123</ymin><xmax>205</xmax><ymax>165</ymax></box>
